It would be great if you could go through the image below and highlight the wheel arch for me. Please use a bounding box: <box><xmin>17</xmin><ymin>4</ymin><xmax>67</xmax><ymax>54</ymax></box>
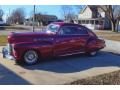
<box><xmin>14</xmin><ymin>43</ymin><xmax>43</xmax><ymax>60</ymax></box>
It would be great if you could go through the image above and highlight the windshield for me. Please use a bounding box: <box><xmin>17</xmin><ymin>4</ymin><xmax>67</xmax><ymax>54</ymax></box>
<box><xmin>46</xmin><ymin>24</ymin><xmax>59</xmax><ymax>33</ymax></box>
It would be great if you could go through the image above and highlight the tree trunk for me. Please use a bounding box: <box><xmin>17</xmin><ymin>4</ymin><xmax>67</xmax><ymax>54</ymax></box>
<box><xmin>115</xmin><ymin>20</ymin><xmax>119</xmax><ymax>32</ymax></box>
<box><xmin>111</xmin><ymin>21</ymin><xmax>116</xmax><ymax>32</ymax></box>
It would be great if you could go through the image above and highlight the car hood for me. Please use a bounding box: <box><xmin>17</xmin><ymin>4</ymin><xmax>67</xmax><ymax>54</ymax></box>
<box><xmin>8</xmin><ymin>31</ymin><xmax>55</xmax><ymax>44</ymax></box>
<box><xmin>9</xmin><ymin>31</ymin><xmax>55</xmax><ymax>37</ymax></box>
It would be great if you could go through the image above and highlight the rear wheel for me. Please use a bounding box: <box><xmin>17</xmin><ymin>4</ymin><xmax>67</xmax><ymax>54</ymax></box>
<box><xmin>23</xmin><ymin>50</ymin><xmax>39</xmax><ymax>65</ymax></box>
<box><xmin>89</xmin><ymin>51</ymin><xmax>97</xmax><ymax>56</ymax></box>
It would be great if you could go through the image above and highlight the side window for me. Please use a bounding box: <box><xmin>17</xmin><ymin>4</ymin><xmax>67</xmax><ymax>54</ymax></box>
<box><xmin>59</xmin><ymin>27</ymin><xmax>75</xmax><ymax>35</ymax></box>
<box><xmin>77</xmin><ymin>26</ymin><xmax>88</xmax><ymax>35</ymax></box>
<box><xmin>59</xmin><ymin>26</ymin><xmax>88</xmax><ymax>35</ymax></box>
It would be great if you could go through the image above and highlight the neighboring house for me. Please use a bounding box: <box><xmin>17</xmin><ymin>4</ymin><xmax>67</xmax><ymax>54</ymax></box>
<box><xmin>0</xmin><ymin>18</ymin><xmax>5</xmax><ymax>25</ymax></box>
<box><xmin>75</xmin><ymin>6</ymin><xmax>111</xmax><ymax>30</ymax></box>
<box><xmin>24</xmin><ymin>14</ymin><xmax>58</xmax><ymax>26</ymax></box>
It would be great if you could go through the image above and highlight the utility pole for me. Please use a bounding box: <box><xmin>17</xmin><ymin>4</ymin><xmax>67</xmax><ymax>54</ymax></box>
<box><xmin>33</xmin><ymin>5</ymin><xmax>35</xmax><ymax>32</ymax></box>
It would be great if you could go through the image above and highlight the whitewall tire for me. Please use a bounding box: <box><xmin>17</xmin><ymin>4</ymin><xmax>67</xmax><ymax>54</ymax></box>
<box><xmin>24</xmin><ymin>50</ymin><xmax>38</xmax><ymax>65</ymax></box>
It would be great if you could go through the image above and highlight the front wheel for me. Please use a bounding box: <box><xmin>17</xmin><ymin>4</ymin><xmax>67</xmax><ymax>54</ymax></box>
<box><xmin>23</xmin><ymin>50</ymin><xmax>39</xmax><ymax>65</ymax></box>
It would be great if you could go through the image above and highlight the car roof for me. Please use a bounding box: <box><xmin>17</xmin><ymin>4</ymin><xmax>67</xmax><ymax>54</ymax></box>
<box><xmin>52</xmin><ymin>22</ymin><xmax>81</xmax><ymax>27</ymax></box>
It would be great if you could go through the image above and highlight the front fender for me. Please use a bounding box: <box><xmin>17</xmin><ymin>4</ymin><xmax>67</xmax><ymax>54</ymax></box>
<box><xmin>13</xmin><ymin>42</ymin><xmax>53</xmax><ymax>60</ymax></box>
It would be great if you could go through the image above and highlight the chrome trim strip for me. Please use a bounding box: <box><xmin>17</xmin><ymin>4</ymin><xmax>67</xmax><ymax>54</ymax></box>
<box><xmin>59</xmin><ymin>51</ymin><xmax>85</xmax><ymax>57</ymax></box>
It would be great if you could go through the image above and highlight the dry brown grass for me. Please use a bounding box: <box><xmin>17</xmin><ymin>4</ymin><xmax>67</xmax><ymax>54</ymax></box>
<box><xmin>94</xmin><ymin>30</ymin><xmax>120</xmax><ymax>42</ymax></box>
<box><xmin>0</xmin><ymin>35</ymin><xmax>7</xmax><ymax>46</ymax></box>
<box><xmin>67</xmin><ymin>70</ymin><xmax>120</xmax><ymax>85</ymax></box>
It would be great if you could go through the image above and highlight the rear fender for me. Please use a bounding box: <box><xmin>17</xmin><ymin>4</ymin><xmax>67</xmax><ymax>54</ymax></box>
<box><xmin>85</xmin><ymin>38</ymin><xmax>105</xmax><ymax>53</ymax></box>
<box><xmin>85</xmin><ymin>38</ymin><xmax>98</xmax><ymax>52</ymax></box>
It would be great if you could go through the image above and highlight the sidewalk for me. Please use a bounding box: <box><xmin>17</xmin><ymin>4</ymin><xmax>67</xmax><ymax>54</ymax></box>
<box><xmin>103</xmin><ymin>40</ymin><xmax>120</xmax><ymax>54</ymax></box>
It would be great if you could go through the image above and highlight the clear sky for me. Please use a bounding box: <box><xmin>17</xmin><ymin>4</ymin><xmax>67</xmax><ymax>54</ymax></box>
<box><xmin>0</xmin><ymin>5</ymin><xmax>80</xmax><ymax>20</ymax></box>
<box><xmin>0</xmin><ymin>5</ymin><xmax>62</xmax><ymax>21</ymax></box>
<box><xmin>0</xmin><ymin>5</ymin><xmax>79</xmax><ymax>22</ymax></box>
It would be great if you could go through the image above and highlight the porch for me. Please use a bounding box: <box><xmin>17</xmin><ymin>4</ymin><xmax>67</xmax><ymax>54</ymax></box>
<box><xmin>74</xmin><ymin>18</ymin><xmax>105</xmax><ymax>30</ymax></box>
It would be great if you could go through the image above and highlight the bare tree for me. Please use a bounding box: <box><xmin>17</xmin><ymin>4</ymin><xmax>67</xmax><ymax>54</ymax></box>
<box><xmin>0</xmin><ymin>8</ymin><xmax>3</xmax><ymax>19</ymax></box>
<box><xmin>7</xmin><ymin>8</ymin><xmax>25</xmax><ymax>24</ymax></box>
<box><xmin>61</xmin><ymin>5</ymin><xmax>75</xmax><ymax>21</ymax></box>
<box><xmin>98</xmin><ymin>5</ymin><xmax>120</xmax><ymax>32</ymax></box>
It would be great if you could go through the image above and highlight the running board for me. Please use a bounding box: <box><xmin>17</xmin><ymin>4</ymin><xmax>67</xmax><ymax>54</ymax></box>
<box><xmin>59</xmin><ymin>52</ymin><xmax>85</xmax><ymax>57</ymax></box>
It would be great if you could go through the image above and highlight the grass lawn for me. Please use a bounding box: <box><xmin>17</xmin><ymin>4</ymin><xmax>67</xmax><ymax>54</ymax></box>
<box><xmin>3</xmin><ymin>26</ymin><xmax>29</xmax><ymax>30</ymax></box>
<box><xmin>94</xmin><ymin>30</ymin><xmax>120</xmax><ymax>42</ymax></box>
<box><xmin>0</xmin><ymin>35</ymin><xmax>7</xmax><ymax>46</ymax></box>
<box><xmin>67</xmin><ymin>70</ymin><xmax>120</xmax><ymax>85</ymax></box>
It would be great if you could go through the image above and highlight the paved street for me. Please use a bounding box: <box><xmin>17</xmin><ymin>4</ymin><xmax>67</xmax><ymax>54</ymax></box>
<box><xmin>0</xmin><ymin>40</ymin><xmax>120</xmax><ymax>84</ymax></box>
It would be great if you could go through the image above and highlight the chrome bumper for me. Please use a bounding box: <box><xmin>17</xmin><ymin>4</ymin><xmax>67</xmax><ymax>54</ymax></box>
<box><xmin>2</xmin><ymin>47</ymin><xmax>15</xmax><ymax>60</ymax></box>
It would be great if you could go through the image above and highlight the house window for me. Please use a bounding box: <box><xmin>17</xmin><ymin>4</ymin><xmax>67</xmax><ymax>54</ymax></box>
<box><xmin>82</xmin><ymin>20</ymin><xmax>85</xmax><ymax>24</ymax></box>
<box><xmin>99</xmin><ymin>21</ymin><xmax>104</xmax><ymax>25</ymax></box>
<box><xmin>79</xmin><ymin>21</ymin><xmax>81</xmax><ymax>24</ymax></box>
<box><xmin>90</xmin><ymin>20</ymin><xmax>94</xmax><ymax>24</ymax></box>
<box><xmin>95</xmin><ymin>21</ymin><xmax>99</xmax><ymax>24</ymax></box>
<box><xmin>86</xmin><ymin>20</ymin><xmax>89</xmax><ymax>24</ymax></box>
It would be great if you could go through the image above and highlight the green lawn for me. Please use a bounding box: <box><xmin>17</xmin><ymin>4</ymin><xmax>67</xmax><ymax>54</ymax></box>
<box><xmin>0</xmin><ymin>35</ymin><xmax>7</xmax><ymax>46</ymax></box>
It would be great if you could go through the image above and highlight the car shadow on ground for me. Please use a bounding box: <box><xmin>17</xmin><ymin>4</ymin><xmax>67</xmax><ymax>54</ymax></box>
<box><xmin>23</xmin><ymin>51</ymin><xmax>120</xmax><ymax>73</ymax></box>
<box><xmin>0</xmin><ymin>64</ymin><xmax>31</xmax><ymax>85</ymax></box>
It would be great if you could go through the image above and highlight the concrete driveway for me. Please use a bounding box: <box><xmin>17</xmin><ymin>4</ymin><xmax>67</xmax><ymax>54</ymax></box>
<box><xmin>0</xmin><ymin>40</ymin><xmax>120</xmax><ymax>84</ymax></box>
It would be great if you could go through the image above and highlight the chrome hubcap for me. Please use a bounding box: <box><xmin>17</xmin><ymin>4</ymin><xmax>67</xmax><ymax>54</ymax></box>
<box><xmin>24</xmin><ymin>50</ymin><xmax>38</xmax><ymax>64</ymax></box>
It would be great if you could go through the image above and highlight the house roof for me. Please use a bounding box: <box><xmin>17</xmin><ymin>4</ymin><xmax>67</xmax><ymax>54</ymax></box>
<box><xmin>79</xmin><ymin>5</ymin><xmax>105</xmax><ymax>14</ymax></box>
<box><xmin>79</xmin><ymin>6</ymin><xmax>88</xmax><ymax>14</ymax></box>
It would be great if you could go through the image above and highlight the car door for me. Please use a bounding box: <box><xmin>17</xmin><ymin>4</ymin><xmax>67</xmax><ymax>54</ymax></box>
<box><xmin>69</xmin><ymin>26</ymin><xmax>89</xmax><ymax>52</ymax></box>
<box><xmin>53</xmin><ymin>35</ymin><xmax>73</xmax><ymax>56</ymax></box>
<box><xmin>53</xmin><ymin>25</ymin><xmax>89</xmax><ymax>56</ymax></box>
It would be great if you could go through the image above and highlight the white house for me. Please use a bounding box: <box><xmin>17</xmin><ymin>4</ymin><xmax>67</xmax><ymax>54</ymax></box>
<box><xmin>75</xmin><ymin>6</ymin><xmax>111</xmax><ymax>30</ymax></box>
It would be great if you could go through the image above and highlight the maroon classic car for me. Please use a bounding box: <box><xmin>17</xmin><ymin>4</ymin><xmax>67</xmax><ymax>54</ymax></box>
<box><xmin>2</xmin><ymin>22</ymin><xmax>105</xmax><ymax>65</ymax></box>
